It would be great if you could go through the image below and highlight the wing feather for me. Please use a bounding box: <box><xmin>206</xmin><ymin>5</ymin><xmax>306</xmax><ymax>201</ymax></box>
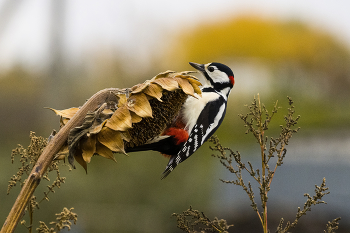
<box><xmin>161</xmin><ymin>96</ymin><xmax>227</xmax><ymax>178</ymax></box>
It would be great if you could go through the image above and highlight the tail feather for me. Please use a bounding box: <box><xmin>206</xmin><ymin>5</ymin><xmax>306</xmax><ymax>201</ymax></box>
<box><xmin>125</xmin><ymin>135</ymin><xmax>171</xmax><ymax>153</ymax></box>
<box><xmin>125</xmin><ymin>143</ymin><xmax>158</xmax><ymax>153</ymax></box>
<box><xmin>161</xmin><ymin>168</ymin><xmax>172</xmax><ymax>179</ymax></box>
<box><xmin>160</xmin><ymin>155</ymin><xmax>178</xmax><ymax>179</ymax></box>
<box><xmin>161</xmin><ymin>163</ymin><xmax>175</xmax><ymax>179</ymax></box>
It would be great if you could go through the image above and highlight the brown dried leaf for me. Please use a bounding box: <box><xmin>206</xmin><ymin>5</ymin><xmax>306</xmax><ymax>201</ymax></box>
<box><xmin>116</xmin><ymin>93</ymin><xmax>128</xmax><ymax>108</ymax></box>
<box><xmin>81</xmin><ymin>134</ymin><xmax>96</xmax><ymax>163</ymax></box>
<box><xmin>105</xmin><ymin>106</ymin><xmax>132</xmax><ymax>131</ymax></box>
<box><xmin>60</xmin><ymin>117</ymin><xmax>70</xmax><ymax>127</ymax></box>
<box><xmin>152</xmin><ymin>70</ymin><xmax>176</xmax><ymax>80</ymax></box>
<box><xmin>181</xmin><ymin>76</ymin><xmax>202</xmax><ymax>96</ymax></box>
<box><xmin>100</xmin><ymin>111</ymin><xmax>114</xmax><ymax>123</ymax></box>
<box><xmin>130</xmin><ymin>111</ymin><xmax>142</xmax><ymax>123</ymax></box>
<box><xmin>120</xmin><ymin>131</ymin><xmax>131</xmax><ymax>142</ymax></box>
<box><xmin>102</xmin><ymin>109</ymin><xmax>114</xmax><ymax>115</ymax></box>
<box><xmin>174</xmin><ymin>74</ymin><xmax>201</xmax><ymax>96</ymax></box>
<box><xmin>74</xmin><ymin>149</ymin><xmax>87</xmax><ymax>173</ymax></box>
<box><xmin>192</xmin><ymin>83</ymin><xmax>202</xmax><ymax>96</ymax></box>
<box><xmin>131</xmin><ymin>82</ymin><xmax>149</xmax><ymax>94</ymax></box>
<box><xmin>175</xmin><ymin>77</ymin><xmax>195</xmax><ymax>97</ymax></box>
<box><xmin>175</xmin><ymin>73</ymin><xmax>201</xmax><ymax>85</ymax></box>
<box><xmin>143</xmin><ymin>83</ymin><xmax>163</xmax><ymax>101</ymax></box>
<box><xmin>89</xmin><ymin>119</ymin><xmax>107</xmax><ymax>134</ymax></box>
<box><xmin>68</xmin><ymin>111</ymin><xmax>98</xmax><ymax>155</ymax></box>
<box><xmin>179</xmin><ymin>71</ymin><xmax>198</xmax><ymax>77</ymax></box>
<box><xmin>95</xmin><ymin>141</ymin><xmax>117</xmax><ymax>162</ymax></box>
<box><xmin>152</xmin><ymin>77</ymin><xmax>179</xmax><ymax>91</ymax></box>
<box><xmin>127</xmin><ymin>93</ymin><xmax>153</xmax><ymax>118</ymax></box>
<box><xmin>47</xmin><ymin>107</ymin><xmax>80</xmax><ymax>119</ymax></box>
<box><xmin>97</xmin><ymin>127</ymin><xmax>125</xmax><ymax>154</ymax></box>
<box><xmin>185</xmin><ymin>77</ymin><xmax>202</xmax><ymax>87</ymax></box>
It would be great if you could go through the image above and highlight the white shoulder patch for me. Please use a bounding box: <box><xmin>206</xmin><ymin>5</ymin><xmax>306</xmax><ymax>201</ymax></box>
<box><xmin>181</xmin><ymin>92</ymin><xmax>220</xmax><ymax>133</ymax></box>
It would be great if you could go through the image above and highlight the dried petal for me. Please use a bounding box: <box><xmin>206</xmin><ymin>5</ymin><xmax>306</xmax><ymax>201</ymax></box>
<box><xmin>175</xmin><ymin>73</ymin><xmax>202</xmax><ymax>85</ymax></box>
<box><xmin>95</xmin><ymin>141</ymin><xmax>117</xmax><ymax>162</ymax></box>
<box><xmin>105</xmin><ymin>106</ymin><xmax>132</xmax><ymax>131</ymax></box>
<box><xmin>175</xmin><ymin>77</ymin><xmax>195</xmax><ymax>97</ymax></box>
<box><xmin>185</xmin><ymin>77</ymin><xmax>202</xmax><ymax>87</ymax></box>
<box><xmin>127</xmin><ymin>93</ymin><xmax>153</xmax><ymax>118</ymax></box>
<box><xmin>89</xmin><ymin>119</ymin><xmax>107</xmax><ymax>134</ymax></box>
<box><xmin>152</xmin><ymin>77</ymin><xmax>179</xmax><ymax>91</ymax></box>
<box><xmin>120</xmin><ymin>131</ymin><xmax>131</xmax><ymax>142</ymax></box>
<box><xmin>179</xmin><ymin>71</ymin><xmax>198</xmax><ymax>76</ymax></box>
<box><xmin>130</xmin><ymin>111</ymin><xmax>142</xmax><ymax>123</ymax></box>
<box><xmin>47</xmin><ymin>107</ymin><xmax>80</xmax><ymax>119</ymax></box>
<box><xmin>131</xmin><ymin>82</ymin><xmax>149</xmax><ymax>94</ymax></box>
<box><xmin>102</xmin><ymin>109</ymin><xmax>114</xmax><ymax>115</ymax></box>
<box><xmin>152</xmin><ymin>70</ymin><xmax>176</xmax><ymax>80</ymax></box>
<box><xmin>74</xmin><ymin>149</ymin><xmax>87</xmax><ymax>173</ymax></box>
<box><xmin>60</xmin><ymin>117</ymin><xmax>70</xmax><ymax>127</ymax></box>
<box><xmin>175</xmin><ymin>74</ymin><xmax>201</xmax><ymax>96</ymax></box>
<box><xmin>81</xmin><ymin>135</ymin><xmax>96</xmax><ymax>163</ymax></box>
<box><xmin>192</xmin><ymin>84</ymin><xmax>202</xmax><ymax>96</ymax></box>
<box><xmin>54</xmin><ymin>145</ymin><xmax>69</xmax><ymax>160</ymax></box>
<box><xmin>97</xmin><ymin>127</ymin><xmax>125</xmax><ymax>154</ymax></box>
<box><xmin>115</xmin><ymin>93</ymin><xmax>128</xmax><ymax>108</ymax></box>
<box><xmin>143</xmin><ymin>83</ymin><xmax>163</xmax><ymax>101</ymax></box>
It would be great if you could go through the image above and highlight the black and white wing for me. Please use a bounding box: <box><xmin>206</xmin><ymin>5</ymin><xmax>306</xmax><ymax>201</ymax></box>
<box><xmin>161</xmin><ymin>96</ymin><xmax>227</xmax><ymax>179</ymax></box>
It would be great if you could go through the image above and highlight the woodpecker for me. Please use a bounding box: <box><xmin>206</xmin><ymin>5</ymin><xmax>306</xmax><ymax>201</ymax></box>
<box><xmin>126</xmin><ymin>62</ymin><xmax>235</xmax><ymax>178</ymax></box>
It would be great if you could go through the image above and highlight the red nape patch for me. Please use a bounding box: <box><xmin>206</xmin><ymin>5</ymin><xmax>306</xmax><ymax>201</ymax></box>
<box><xmin>162</xmin><ymin>128</ymin><xmax>189</xmax><ymax>145</ymax></box>
<box><xmin>229</xmin><ymin>76</ymin><xmax>235</xmax><ymax>85</ymax></box>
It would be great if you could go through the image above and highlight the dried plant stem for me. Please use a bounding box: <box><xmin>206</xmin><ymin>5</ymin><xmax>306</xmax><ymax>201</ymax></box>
<box><xmin>28</xmin><ymin>202</ymin><xmax>33</xmax><ymax>233</ymax></box>
<box><xmin>208</xmin><ymin>95</ymin><xmax>337</xmax><ymax>233</ymax></box>
<box><xmin>1</xmin><ymin>88</ymin><xmax>119</xmax><ymax>233</ymax></box>
<box><xmin>256</xmin><ymin>95</ymin><xmax>268</xmax><ymax>233</ymax></box>
<box><xmin>256</xmin><ymin>210</ymin><xmax>264</xmax><ymax>227</ymax></box>
<box><xmin>268</xmin><ymin>143</ymin><xmax>285</xmax><ymax>188</ymax></box>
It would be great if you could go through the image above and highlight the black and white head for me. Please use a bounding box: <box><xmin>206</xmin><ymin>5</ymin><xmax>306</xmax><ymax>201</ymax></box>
<box><xmin>189</xmin><ymin>62</ymin><xmax>234</xmax><ymax>96</ymax></box>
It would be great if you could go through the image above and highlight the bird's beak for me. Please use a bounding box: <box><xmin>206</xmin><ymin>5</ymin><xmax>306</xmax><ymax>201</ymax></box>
<box><xmin>189</xmin><ymin>62</ymin><xmax>205</xmax><ymax>72</ymax></box>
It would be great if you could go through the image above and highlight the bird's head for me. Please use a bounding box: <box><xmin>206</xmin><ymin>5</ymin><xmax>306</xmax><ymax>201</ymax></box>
<box><xmin>189</xmin><ymin>62</ymin><xmax>234</xmax><ymax>96</ymax></box>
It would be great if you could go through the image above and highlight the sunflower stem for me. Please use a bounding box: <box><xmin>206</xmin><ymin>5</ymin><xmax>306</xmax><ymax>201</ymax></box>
<box><xmin>1</xmin><ymin>88</ymin><xmax>120</xmax><ymax>233</ymax></box>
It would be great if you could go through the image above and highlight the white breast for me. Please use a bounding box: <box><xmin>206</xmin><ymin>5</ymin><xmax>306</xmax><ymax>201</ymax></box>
<box><xmin>181</xmin><ymin>92</ymin><xmax>220</xmax><ymax>133</ymax></box>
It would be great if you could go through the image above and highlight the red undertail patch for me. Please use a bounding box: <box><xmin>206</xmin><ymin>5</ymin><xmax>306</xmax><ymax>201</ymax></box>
<box><xmin>162</xmin><ymin>128</ymin><xmax>189</xmax><ymax>145</ymax></box>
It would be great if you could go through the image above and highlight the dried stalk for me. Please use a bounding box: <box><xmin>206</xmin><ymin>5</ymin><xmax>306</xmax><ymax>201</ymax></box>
<box><xmin>1</xmin><ymin>88</ymin><xmax>119</xmax><ymax>233</ymax></box>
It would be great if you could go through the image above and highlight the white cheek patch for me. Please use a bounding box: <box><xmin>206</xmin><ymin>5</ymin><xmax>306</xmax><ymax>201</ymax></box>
<box><xmin>204</xmin><ymin>64</ymin><xmax>228</xmax><ymax>84</ymax></box>
<box><xmin>210</xmin><ymin>70</ymin><xmax>229</xmax><ymax>83</ymax></box>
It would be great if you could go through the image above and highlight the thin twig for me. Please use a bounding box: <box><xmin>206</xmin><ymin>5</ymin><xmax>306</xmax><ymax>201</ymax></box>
<box><xmin>268</xmin><ymin>143</ymin><xmax>285</xmax><ymax>188</ymax></box>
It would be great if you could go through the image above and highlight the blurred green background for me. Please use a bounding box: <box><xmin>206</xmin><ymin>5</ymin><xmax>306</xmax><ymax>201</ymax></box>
<box><xmin>1</xmin><ymin>1</ymin><xmax>350</xmax><ymax>232</ymax></box>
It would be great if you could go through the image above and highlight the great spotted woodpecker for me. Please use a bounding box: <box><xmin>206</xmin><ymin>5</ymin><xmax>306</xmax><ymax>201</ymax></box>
<box><xmin>126</xmin><ymin>62</ymin><xmax>235</xmax><ymax>178</ymax></box>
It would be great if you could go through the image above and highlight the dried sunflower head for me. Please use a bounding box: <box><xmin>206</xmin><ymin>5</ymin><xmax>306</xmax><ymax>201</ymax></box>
<box><xmin>49</xmin><ymin>71</ymin><xmax>201</xmax><ymax>172</ymax></box>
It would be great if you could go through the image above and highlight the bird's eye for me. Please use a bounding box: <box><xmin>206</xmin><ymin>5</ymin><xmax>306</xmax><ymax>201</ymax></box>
<box><xmin>208</xmin><ymin>66</ymin><xmax>215</xmax><ymax>72</ymax></box>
